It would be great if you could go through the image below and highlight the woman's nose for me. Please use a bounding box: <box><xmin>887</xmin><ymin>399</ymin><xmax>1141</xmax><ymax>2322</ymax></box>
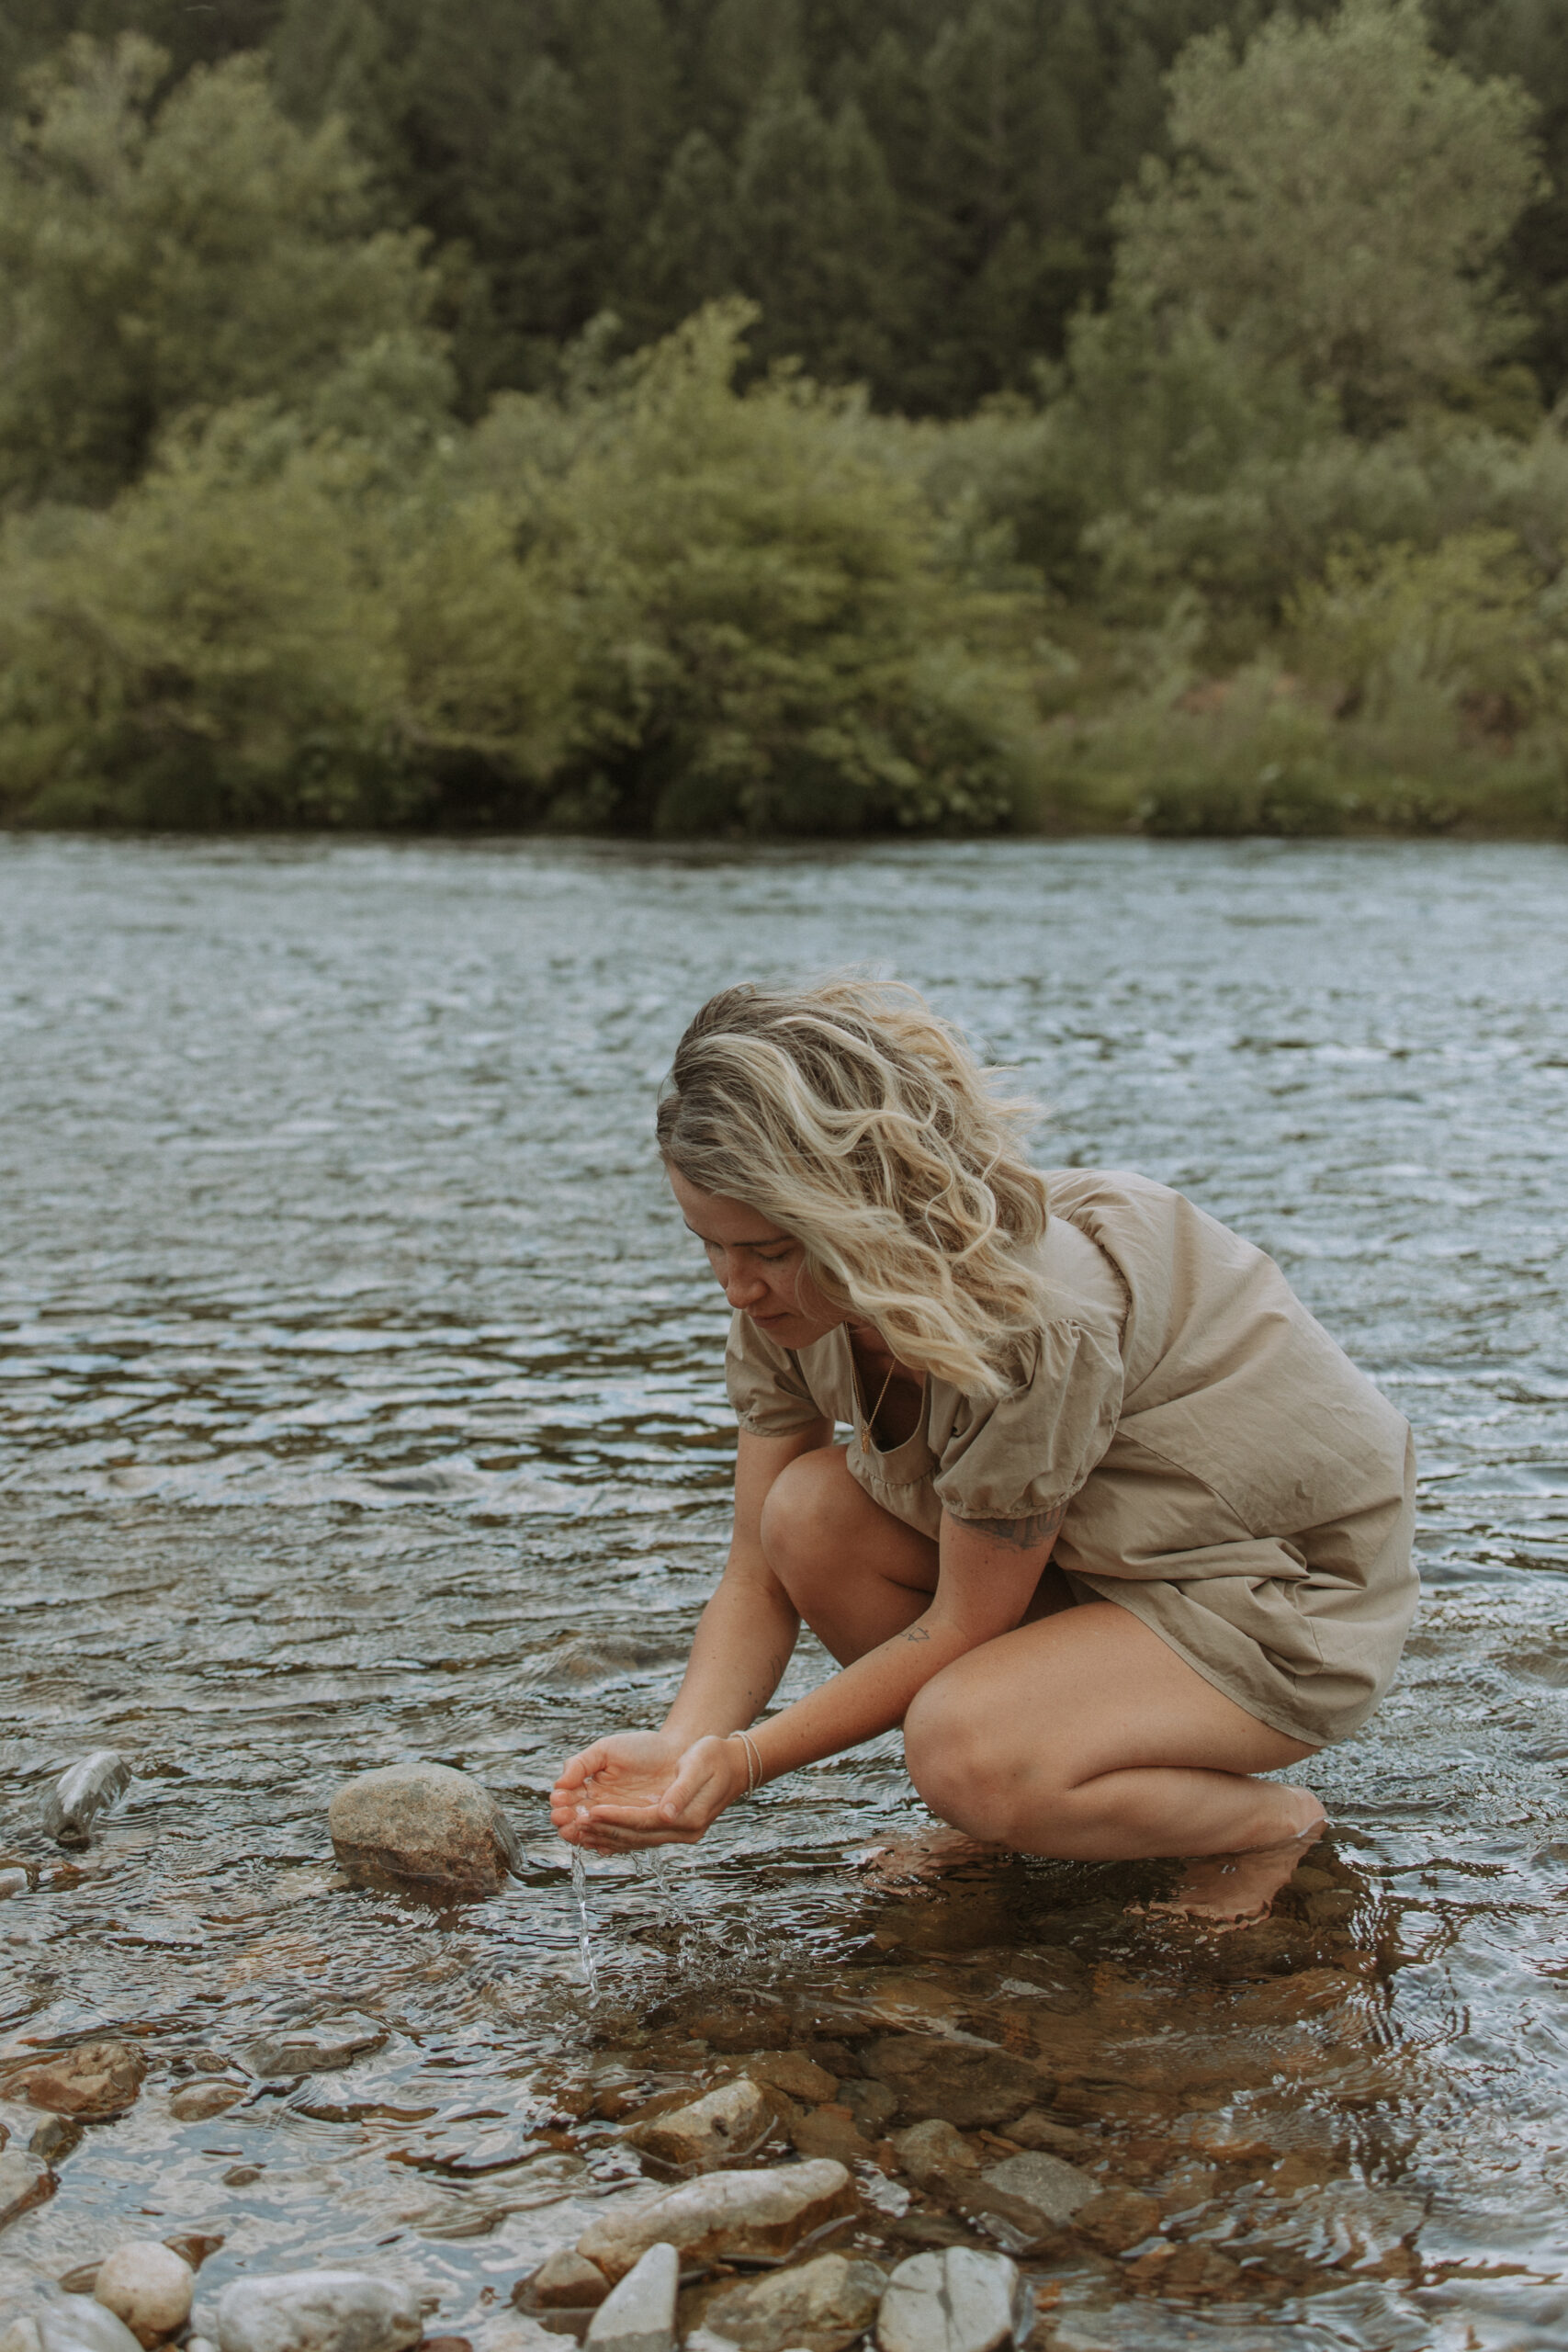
<box><xmin>723</xmin><ymin>1260</ymin><xmax>767</xmax><ymax>1306</ymax></box>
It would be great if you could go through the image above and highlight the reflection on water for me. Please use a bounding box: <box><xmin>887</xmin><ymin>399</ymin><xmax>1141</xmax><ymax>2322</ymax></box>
<box><xmin>1</xmin><ymin>836</ymin><xmax>1566</xmax><ymax>2346</ymax></box>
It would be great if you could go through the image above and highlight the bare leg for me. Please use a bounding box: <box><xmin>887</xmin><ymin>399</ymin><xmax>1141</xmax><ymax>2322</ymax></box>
<box><xmin>903</xmin><ymin>1605</ymin><xmax>1323</xmax><ymax>1921</ymax></box>
<box><xmin>761</xmin><ymin>1448</ymin><xmax>1323</xmax><ymax>1920</ymax></box>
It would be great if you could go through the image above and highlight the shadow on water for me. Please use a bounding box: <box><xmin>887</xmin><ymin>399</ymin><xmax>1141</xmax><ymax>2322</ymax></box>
<box><xmin>2</xmin><ymin>836</ymin><xmax>1567</xmax><ymax>2348</ymax></box>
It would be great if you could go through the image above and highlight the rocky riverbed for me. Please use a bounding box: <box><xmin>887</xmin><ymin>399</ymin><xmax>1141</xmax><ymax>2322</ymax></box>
<box><xmin>4</xmin><ymin>837</ymin><xmax>1567</xmax><ymax>2351</ymax></box>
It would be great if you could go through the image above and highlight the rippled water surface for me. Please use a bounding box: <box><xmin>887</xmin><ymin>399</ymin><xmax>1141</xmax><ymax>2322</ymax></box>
<box><xmin>3</xmin><ymin>836</ymin><xmax>1567</xmax><ymax>2347</ymax></box>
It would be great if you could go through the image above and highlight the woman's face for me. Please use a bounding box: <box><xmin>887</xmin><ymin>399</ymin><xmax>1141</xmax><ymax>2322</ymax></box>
<box><xmin>667</xmin><ymin>1165</ymin><xmax>841</xmax><ymax>1349</ymax></box>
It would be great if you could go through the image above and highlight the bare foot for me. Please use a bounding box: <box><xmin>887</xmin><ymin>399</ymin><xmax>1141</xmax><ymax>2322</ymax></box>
<box><xmin>850</xmin><ymin>1827</ymin><xmax>1008</xmax><ymax>1884</ymax></box>
<box><xmin>1142</xmin><ymin>1807</ymin><xmax>1327</xmax><ymax>1930</ymax></box>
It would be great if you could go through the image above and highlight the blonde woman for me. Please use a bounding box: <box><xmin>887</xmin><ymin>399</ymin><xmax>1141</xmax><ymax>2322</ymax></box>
<box><xmin>551</xmin><ymin>978</ymin><xmax>1417</xmax><ymax>1921</ymax></box>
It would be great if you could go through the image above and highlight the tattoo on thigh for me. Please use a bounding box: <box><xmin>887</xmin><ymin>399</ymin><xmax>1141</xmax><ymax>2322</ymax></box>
<box><xmin>969</xmin><ymin>1501</ymin><xmax>1068</xmax><ymax>1551</ymax></box>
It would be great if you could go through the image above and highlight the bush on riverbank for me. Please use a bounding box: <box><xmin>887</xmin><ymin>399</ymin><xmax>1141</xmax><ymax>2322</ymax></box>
<box><xmin>1</xmin><ymin>2</ymin><xmax>1566</xmax><ymax>839</ymax></box>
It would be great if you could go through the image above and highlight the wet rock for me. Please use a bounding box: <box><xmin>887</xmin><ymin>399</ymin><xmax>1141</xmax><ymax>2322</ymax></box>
<box><xmin>739</xmin><ymin>2053</ymin><xmax>839</xmax><ymax>2105</ymax></box>
<box><xmin>328</xmin><ymin>1763</ymin><xmax>522</xmax><ymax>1900</ymax></box>
<box><xmin>243</xmin><ymin>2016</ymin><xmax>387</xmax><ymax>2080</ymax></box>
<box><xmin>863</xmin><ymin>2041</ymin><xmax>1048</xmax><ymax>2131</ymax></box>
<box><xmin>786</xmin><ymin>2106</ymin><xmax>874</xmax><ymax>2167</ymax></box>
<box><xmin>838</xmin><ymin>2080</ymin><xmax>897</xmax><ymax>2137</ymax></box>
<box><xmin>876</xmin><ymin>2249</ymin><xmax>1030</xmax><ymax>2352</ymax></box>
<box><xmin>35</xmin><ymin>2297</ymin><xmax>141</xmax><ymax>2352</ymax></box>
<box><xmin>1005</xmin><ymin>2112</ymin><xmax>1089</xmax><ymax>2160</ymax></box>
<box><xmin>94</xmin><ymin>2243</ymin><xmax>195</xmax><ymax>2346</ymax></box>
<box><xmin>582</xmin><ymin>2242</ymin><xmax>678</xmax><ymax>2352</ymax></box>
<box><xmin>626</xmin><ymin>2079</ymin><xmax>773</xmax><ymax>2171</ymax></box>
<box><xmin>0</xmin><ymin>2148</ymin><xmax>56</xmax><ymax>2224</ymax></box>
<box><xmin>8</xmin><ymin>2041</ymin><xmax>147</xmax><ymax>2120</ymax></box>
<box><xmin>1070</xmin><ymin>2189</ymin><xmax>1160</xmax><ymax>2256</ymax></box>
<box><xmin>889</xmin><ymin>2121</ymin><xmax>978</xmax><ymax>2193</ymax></box>
<box><xmin>0</xmin><ymin>2322</ymin><xmax>41</xmax><ymax>2352</ymax></box>
<box><xmin>515</xmin><ymin>2254</ymin><xmax>610</xmax><ymax>2312</ymax></box>
<box><xmin>0</xmin><ymin>1866</ymin><xmax>29</xmax><ymax>1900</ymax></box>
<box><xmin>170</xmin><ymin>2080</ymin><xmax>248</xmax><ymax>2122</ymax></box>
<box><xmin>577</xmin><ymin>2160</ymin><xmax>857</xmax><ymax>2282</ymax></box>
<box><xmin>214</xmin><ymin>2270</ymin><xmax>423</xmax><ymax>2352</ymax></box>
<box><xmin>29</xmin><ymin>2112</ymin><xmax>84</xmax><ymax>2162</ymax></box>
<box><xmin>41</xmin><ymin>1753</ymin><xmax>131</xmax><ymax>1846</ymax></box>
<box><xmin>976</xmin><ymin>2153</ymin><xmax>1095</xmax><ymax>2232</ymax></box>
<box><xmin>703</xmin><ymin>2253</ymin><xmax>886</xmax><ymax>2352</ymax></box>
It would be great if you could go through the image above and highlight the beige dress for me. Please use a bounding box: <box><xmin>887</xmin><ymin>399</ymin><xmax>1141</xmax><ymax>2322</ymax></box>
<box><xmin>726</xmin><ymin>1169</ymin><xmax>1417</xmax><ymax>1747</ymax></box>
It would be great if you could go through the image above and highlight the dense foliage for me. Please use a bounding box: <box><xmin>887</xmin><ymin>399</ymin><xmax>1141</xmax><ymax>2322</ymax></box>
<box><xmin>1</xmin><ymin>0</ymin><xmax>1566</xmax><ymax>836</ymax></box>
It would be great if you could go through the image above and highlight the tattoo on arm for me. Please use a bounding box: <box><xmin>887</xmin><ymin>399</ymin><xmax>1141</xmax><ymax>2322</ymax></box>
<box><xmin>967</xmin><ymin>1501</ymin><xmax>1068</xmax><ymax>1552</ymax></box>
<box><xmin>902</xmin><ymin>1624</ymin><xmax>931</xmax><ymax>1644</ymax></box>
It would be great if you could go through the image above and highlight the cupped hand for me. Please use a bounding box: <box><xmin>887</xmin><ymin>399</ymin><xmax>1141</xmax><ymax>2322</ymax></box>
<box><xmin>550</xmin><ymin>1729</ymin><xmax>748</xmax><ymax>1853</ymax></box>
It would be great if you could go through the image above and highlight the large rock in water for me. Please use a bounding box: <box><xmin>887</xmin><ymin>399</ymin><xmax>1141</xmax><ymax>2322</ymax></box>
<box><xmin>577</xmin><ymin>2160</ymin><xmax>856</xmax><ymax>2282</ymax></box>
<box><xmin>214</xmin><ymin>2270</ymin><xmax>423</xmax><ymax>2352</ymax></box>
<box><xmin>328</xmin><ymin>1763</ymin><xmax>521</xmax><ymax>1899</ymax></box>
<box><xmin>702</xmin><ymin>2255</ymin><xmax>887</xmax><ymax>2352</ymax></box>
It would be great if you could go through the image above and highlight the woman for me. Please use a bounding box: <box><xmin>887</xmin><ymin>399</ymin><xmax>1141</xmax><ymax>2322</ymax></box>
<box><xmin>551</xmin><ymin>978</ymin><xmax>1417</xmax><ymax>1921</ymax></box>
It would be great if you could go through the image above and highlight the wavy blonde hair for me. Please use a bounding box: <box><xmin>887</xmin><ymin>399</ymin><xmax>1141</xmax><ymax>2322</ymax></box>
<box><xmin>656</xmin><ymin>977</ymin><xmax>1051</xmax><ymax>1400</ymax></box>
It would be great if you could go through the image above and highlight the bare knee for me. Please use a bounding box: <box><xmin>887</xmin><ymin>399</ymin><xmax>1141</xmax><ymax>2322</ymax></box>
<box><xmin>904</xmin><ymin>1670</ymin><xmax>1047</xmax><ymax>1846</ymax></box>
<box><xmin>759</xmin><ymin>1447</ymin><xmax>854</xmax><ymax>1610</ymax></box>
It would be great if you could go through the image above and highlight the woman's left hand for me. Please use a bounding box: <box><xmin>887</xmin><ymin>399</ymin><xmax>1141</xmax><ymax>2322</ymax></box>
<box><xmin>552</xmin><ymin>1731</ymin><xmax>750</xmax><ymax>1852</ymax></box>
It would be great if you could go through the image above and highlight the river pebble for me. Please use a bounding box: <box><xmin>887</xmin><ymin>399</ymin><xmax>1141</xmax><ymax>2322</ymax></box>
<box><xmin>93</xmin><ymin>2243</ymin><xmax>195</xmax><ymax>2346</ymax></box>
<box><xmin>169</xmin><ymin>2080</ymin><xmax>247</xmax><ymax>2122</ymax></box>
<box><xmin>0</xmin><ymin>1866</ymin><xmax>29</xmax><ymax>1900</ymax></box>
<box><xmin>6</xmin><ymin>2041</ymin><xmax>147</xmax><ymax>2120</ymax></box>
<box><xmin>577</xmin><ymin>2160</ymin><xmax>855</xmax><ymax>2282</ymax></box>
<box><xmin>213</xmin><ymin>2270</ymin><xmax>423</xmax><ymax>2352</ymax></box>
<box><xmin>328</xmin><ymin>1763</ymin><xmax>522</xmax><ymax>1900</ymax></box>
<box><xmin>242</xmin><ymin>2016</ymin><xmax>387</xmax><ymax>2080</ymax></box>
<box><xmin>888</xmin><ymin>2121</ymin><xmax>978</xmax><ymax>2192</ymax></box>
<box><xmin>702</xmin><ymin>2254</ymin><xmax>887</xmax><ymax>2352</ymax></box>
<box><xmin>626</xmin><ymin>2080</ymin><xmax>773</xmax><ymax>2172</ymax></box>
<box><xmin>875</xmin><ymin>2251</ymin><xmax>1030</xmax><ymax>2352</ymax></box>
<box><xmin>40</xmin><ymin>1753</ymin><xmax>131</xmax><ymax>1846</ymax></box>
<box><xmin>738</xmin><ymin>2054</ymin><xmax>839</xmax><ymax>2105</ymax></box>
<box><xmin>976</xmin><ymin>2152</ymin><xmax>1095</xmax><ymax>2230</ymax></box>
<box><xmin>581</xmin><ymin>2242</ymin><xmax>678</xmax><ymax>2352</ymax></box>
<box><xmin>34</xmin><ymin>2296</ymin><xmax>142</xmax><ymax>2352</ymax></box>
<box><xmin>516</xmin><ymin>2252</ymin><xmax>610</xmax><ymax>2312</ymax></box>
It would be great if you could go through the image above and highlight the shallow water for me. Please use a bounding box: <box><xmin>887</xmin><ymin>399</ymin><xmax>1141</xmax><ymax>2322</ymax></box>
<box><xmin>1</xmin><ymin>834</ymin><xmax>1566</xmax><ymax>2346</ymax></box>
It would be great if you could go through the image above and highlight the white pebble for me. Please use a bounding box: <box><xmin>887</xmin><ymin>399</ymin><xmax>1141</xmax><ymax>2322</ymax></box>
<box><xmin>95</xmin><ymin>2243</ymin><xmax>195</xmax><ymax>2342</ymax></box>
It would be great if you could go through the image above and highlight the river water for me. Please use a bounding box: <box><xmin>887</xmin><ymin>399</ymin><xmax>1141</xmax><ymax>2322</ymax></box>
<box><xmin>1</xmin><ymin>836</ymin><xmax>1566</xmax><ymax>2348</ymax></box>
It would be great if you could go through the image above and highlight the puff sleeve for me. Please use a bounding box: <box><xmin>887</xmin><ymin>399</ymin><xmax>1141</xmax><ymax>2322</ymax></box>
<box><xmin>931</xmin><ymin>1317</ymin><xmax>1124</xmax><ymax>1524</ymax></box>
<box><xmin>725</xmin><ymin>1310</ymin><xmax>824</xmax><ymax>1436</ymax></box>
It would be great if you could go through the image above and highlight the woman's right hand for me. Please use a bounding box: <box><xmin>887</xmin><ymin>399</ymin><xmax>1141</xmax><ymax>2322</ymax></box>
<box><xmin>551</xmin><ymin>1730</ymin><xmax>691</xmax><ymax>1852</ymax></box>
<box><xmin>550</xmin><ymin>1728</ymin><xmax>749</xmax><ymax>1852</ymax></box>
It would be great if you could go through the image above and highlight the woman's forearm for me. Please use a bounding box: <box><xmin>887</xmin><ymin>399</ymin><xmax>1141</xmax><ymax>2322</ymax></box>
<box><xmin>745</xmin><ymin>1610</ymin><xmax>973</xmax><ymax>1781</ymax></box>
<box><xmin>661</xmin><ymin>1560</ymin><xmax>801</xmax><ymax>1744</ymax></box>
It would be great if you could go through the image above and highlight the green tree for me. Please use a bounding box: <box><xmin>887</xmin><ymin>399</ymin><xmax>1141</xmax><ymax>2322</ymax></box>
<box><xmin>1111</xmin><ymin>0</ymin><xmax>1547</xmax><ymax>427</ymax></box>
<box><xmin>0</xmin><ymin>32</ymin><xmax>441</xmax><ymax>506</ymax></box>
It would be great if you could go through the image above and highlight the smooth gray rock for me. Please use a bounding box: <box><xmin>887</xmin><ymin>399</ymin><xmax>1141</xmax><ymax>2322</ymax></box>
<box><xmin>582</xmin><ymin>2242</ymin><xmax>678</xmax><ymax>2352</ymax></box>
<box><xmin>703</xmin><ymin>2254</ymin><xmax>886</xmax><ymax>2352</ymax></box>
<box><xmin>215</xmin><ymin>2270</ymin><xmax>423</xmax><ymax>2352</ymax></box>
<box><xmin>518</xmin><ymin>2252</ymin><xmax>610</xmax><ymax>2311</ymax></box>
<box><xmin>977</xmin><ymin>2152</ymin><xmax>1094</xmax><ymax>2229</ymax></box>
<box><xmin>41</xmin><ymin>1751</ymin><xmax>131</xmax><ymax>1845</ymax></box>
<box><xmin>876</xmin><ymin>2250</ymin><xmax>1030</xmax><ymax>2352</ymax></box>
<box><xmin>888</xmin><ymin>2120</ymin><xmax>978</xmax><ymax>2192</ymax></box>
<box><xmin>329</xmin><ymin>1763</ymin><xmax>522</xmax><ymax>1899</ymax></box>
<box><xmin>577</xmin><ymin>2160</ymin><xmax>856</xmax><ymax>2283</ymax></box>
<box><xmin>0</xmin><ymin>1866</ymin><xmax>29</xmax><ymax>1900</ymax></box>
<box><xmin>34</xmin><ymin>2296</ymin><xmax>141</xmax><ymax>2352</ymax></box>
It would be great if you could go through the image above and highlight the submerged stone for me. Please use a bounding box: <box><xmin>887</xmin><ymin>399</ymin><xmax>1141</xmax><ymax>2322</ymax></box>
<box><xmin>33</xmin><ymin>2296</ymin><xmax>141</xmax><ymax>2352</ymax></box>
<box><xmin>876</xmin><ymin>2250</ymin><xmax>1030</xmax><ymax>2352</ymax></box>
<box><xmin>702</xmin><ymin>2254</ymin><xmax>886</xmax><ymax>2352</ymax></box>
<box><xmin>862</xmin><ymin>2040</ymin><xmax>1048</xmax><ymax>2131</ymax></box>
<box><xmin>0</xmin><ymin>2149</ymin><xmax>55</xmax><ymax>2226</ymax></box>
<box><xmin>515</xmin><ymin>2254</ymin><xmax>610</xmax><ymax>2312</ymax></box>
<box><xmin>243</xmin><ymin>2015</ymin><xmax>387</xmax><ymax>2080</ymax></box>
<box><xmin>328</xmin><ymin>1763</ymin><xmax>522</xmax><ymax>1900</ymax></box>
<box><xmin>8</xmin><ymin>2041</ymin><xmax>147</xmax><ymax>2120</ymax></box>
<box><xmin>214</xmin><ymin>2269</ymin><xmax>423</xmax><ymax>2352</ymax></box>
<box><xmin>41</xmin><ymin>1752</ymin><xmax>131</xmax><ymax>1846</ymax></box>
<box><xmin>577</xmin><ymin>2160</ymin><xmax>856</xmax><ymax>2282</ymax></box>
<box><xmin>976</xmin><ymin>2152</ymin><xmax>1094</xmax><ymax>2231</ymax></box>
<box><xmin>889</xmin><ymin>2121</ymin><xmax>978</xmax><ymax>2192</ymax></box>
